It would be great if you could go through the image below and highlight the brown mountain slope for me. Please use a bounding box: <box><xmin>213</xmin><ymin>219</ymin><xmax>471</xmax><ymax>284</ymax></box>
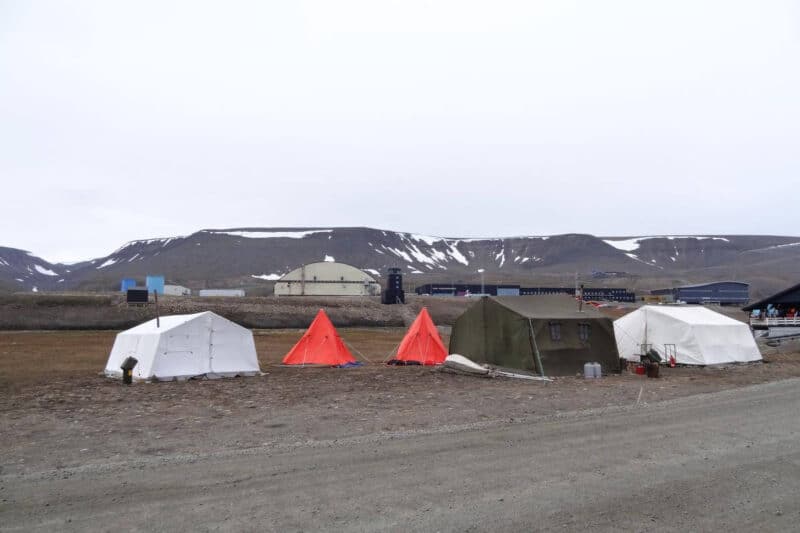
<box><xmin>2</xmin><ymin>229</ymin><xmax>798</xmax><ymax>296</ymax></box>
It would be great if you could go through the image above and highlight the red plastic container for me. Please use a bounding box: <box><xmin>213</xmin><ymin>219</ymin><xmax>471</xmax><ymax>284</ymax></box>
<box><xmin>635</xmin><ymin>364</ymin><xmax>646</xmax><ymax>375</ymax></box>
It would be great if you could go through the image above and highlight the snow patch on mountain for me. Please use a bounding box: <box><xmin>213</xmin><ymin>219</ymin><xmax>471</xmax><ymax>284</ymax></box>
<box><xmin>749</xmin><ymin>241</ymin><xmax>800</xmax><ymax>253</ymax></box>
<box><xmin>112</xmin><ymin>236</ymin><xmax>184</xmax><ymax>255</ymax></box>
<box><xmin>385</xmin><ymin>247</ymin><xmax>412</xmax><ymax>262</ymax></box>
<box><xmin>625</xmin><ymin>252</ymin><xmax>663</xmax><ymax>269</ymax></box>
<box><xmin>405</xmin><ymin>242</ymin><xmax>436</xmax><ymax>265</ymax></box>
<box><xmin>34</xmin><ymin>265</ymin><xmax>59</xmax><ymax>276</ymax></box>
<box><xmin>495</xmin><ymin>249</ymin><xmax>505</xmax><ymax>268</ymax></box>
<box><xmin>604</xmin><ymin>236</ymin><xmax>731</xmax><ymax>253</ymax></box>
<box><xmin>96</xmin><ymin>258</ymin><xmax>117</xmax><ymax>270</ymax></box>
<box><xmin>460</xmin><ymin>235</ymin><xmax>549</xmax><ymax>242</ymax></box>
<box><xmin>207</xmin><ymin>230</ymin><xmax>333</xmax><ymax>239</ymax></box>
<box><xmin>252</xmin><ymin>273</ymin><xmax>282</xmax><ymax>281</ymax></box>
<box><xmin>410</xmin><ymin>234</ymin><xmax>443</xmax><ymax>246</ymax></box>
<box><xmin>446</xmin><ymin>241</ymin><xmax>469</xmax><ymax>265</ymax></box>
<box><xmin>605</xmin><ymin>238</ymin><xmax>641</xmax><ymax>252</ymax></box>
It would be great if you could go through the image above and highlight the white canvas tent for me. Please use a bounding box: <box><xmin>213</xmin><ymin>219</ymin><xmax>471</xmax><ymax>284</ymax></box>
<box><xmin>105</xmin><ymin>311</ymin><xmax>259</xmax><ymax>381</ymax></box>
<box><xmin>614</xmin><ymin>306</ymin><xmax>761</xmax><ymax>365</ymax></box>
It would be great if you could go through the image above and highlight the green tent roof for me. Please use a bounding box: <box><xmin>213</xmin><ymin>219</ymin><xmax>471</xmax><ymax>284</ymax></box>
<box><xmin>491</xmin><ymin>294</ymin><xmax>606</xmax><ymax>319</ymax></box>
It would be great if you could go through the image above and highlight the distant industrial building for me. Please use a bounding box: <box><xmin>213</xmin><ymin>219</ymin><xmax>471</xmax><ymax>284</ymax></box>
<box><xmin>163</xmin><ymin>284</ymin><xmax>191</xmax><ymax>296</ymax></box>
<box><xmin>650</xmin><ymin>281</ymin><xmax>749</xmax><ymax>306</ymax></box>
<box><xmin>414</xmin><ymin>283</ymin><xmax>520</xmax><ymax>297</ymax></box>
<box><xmin>521</xmin><ymin>287</ymin><xmax>635</xmax><ymax>302</ymax></box>
<box><xmin>742</xmin><ymin>281</ymin><xmax>800</xmax><ymax>330</ymax></box>
<box><xmin>126</xmin><ymin>288</ymin><xmax>149</xmax><ymax>304</ymax></box>
<box><xmin>381</xmin><ymin>267</ymin><xmax>405</xmax><ymax>304</ymax></box>
<box><xmin>415</xmin><ymin>284</ymin><xmax>635</xmax><ymax>302</ymax></box>
<box><xmin>198</xmin><ymin>289</ymin><xmax>245</xmax><ymax>297</ymax></box>
<box><xmin>146</xmin><ymin>275</ymin><xmax>165</xmax><ymax>295</ymax></box>
<box><xmin>274</xmin><ymin>262</ymin><xmax>381</xmax><ymax>297</ymax></box>
<box><xmin>591</xmin><ymin>270</ymin><xmax>630</xmax><ymax>279</ymax></box>
<box><xmin>122</xmin><ymin>276</ymin><xmax>183</xmax><ymax>296</ymax></box>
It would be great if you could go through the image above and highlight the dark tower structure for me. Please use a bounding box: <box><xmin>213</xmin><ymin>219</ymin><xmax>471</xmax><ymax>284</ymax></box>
<box><xmin>382</xmin><ymin>267</ymin><xmax>405</xmax><ymax>304</ymax></box>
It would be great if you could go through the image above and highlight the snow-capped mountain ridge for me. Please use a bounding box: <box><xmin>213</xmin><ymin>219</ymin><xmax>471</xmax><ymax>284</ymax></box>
<box><xmin>1</xmin><ymin>228</ymin><xmax>798</xmax><ymax>294</ymax></box>
<box><xmin>0</xmin><ymin>246</ymin><xmax>68</xmax><ymax>291</ymax></box>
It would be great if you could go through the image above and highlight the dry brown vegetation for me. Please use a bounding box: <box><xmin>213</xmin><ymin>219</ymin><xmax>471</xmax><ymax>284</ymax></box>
<box><xmin>0</xmin><ymin>328</ymin><xmax>418</xmax><ymax>390</ymax></box>
<box><xmin>0</xmin><ymin>293</ymin><xmax>473</xmax><ymax>330</ymax></box>
<box><xmin>2</xmin><ymin>329</ymin><xmax>800</xmax><ymax>477</ymax></box>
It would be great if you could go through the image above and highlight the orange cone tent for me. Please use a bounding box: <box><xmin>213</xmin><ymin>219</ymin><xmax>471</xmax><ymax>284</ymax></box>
<box><xmin>391</xmin><ymin>307</ymin><xmax>447</xmax><ymax>365</ymax></box>
<box><xmin>282</xmin><ymin>309</ymin><xmax>356</xmax><ymax>366</ymax></box>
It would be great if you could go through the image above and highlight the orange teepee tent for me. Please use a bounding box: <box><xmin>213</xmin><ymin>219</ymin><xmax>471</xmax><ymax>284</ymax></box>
<box><xmin>390</xmin><ymin>307</ymin><xmax>447</xmax><ymax>365</ymax></box>
<box><xmin>282</xmin><ymin>309</ymin><xmax>356</xmax><ymax>366</ymax></box>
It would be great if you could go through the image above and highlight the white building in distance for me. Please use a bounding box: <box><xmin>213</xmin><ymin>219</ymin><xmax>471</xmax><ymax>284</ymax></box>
<box><xmin>274</xmin><ymin>262</ymin><xmax>381</xmax><ymax>296</ymax></box>
<box><xmin>198</xmin><ymin>289</ymin><xmax>246</xmax><ymax>297</ymax></box>
<box><xmin>163</xmin><ymin>284</ymin><xmax>191</xmax><ymax>296</ymax></box>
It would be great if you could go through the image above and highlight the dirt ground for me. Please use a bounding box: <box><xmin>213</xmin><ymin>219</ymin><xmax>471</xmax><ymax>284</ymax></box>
<box><xmin>2</xmin><ymin>329</ymin><xmax>800</xmax><ymax>479</ymax></box>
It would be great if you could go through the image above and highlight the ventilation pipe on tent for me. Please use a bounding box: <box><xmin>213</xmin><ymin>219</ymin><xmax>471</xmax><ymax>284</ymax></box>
<box><xmin>154</xmin><ymin>290</ymin><xmax>160</xmax><ymax>328</ymax></box>
<box><xmin>121</xmin><ymin>356</ymin><xmax>138</xmax><ymax>384</ymax></box>
<box><xmin>643</xmin><ymin>306</ymin><xmax>648</xmax><ymax>349</ymax></box>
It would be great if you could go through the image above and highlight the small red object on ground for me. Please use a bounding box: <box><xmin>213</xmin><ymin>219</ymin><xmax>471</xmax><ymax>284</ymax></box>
<box><xmin>635</xmin><ymin>364</ymin><xmax>646</xmax><ymax>375</ymax></box>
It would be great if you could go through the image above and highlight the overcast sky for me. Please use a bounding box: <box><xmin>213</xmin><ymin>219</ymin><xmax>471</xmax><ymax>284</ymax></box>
<box><xmin>1</xmin><ymin>1</ymin><xmax>799</xmax><ymax>262</ymax></box>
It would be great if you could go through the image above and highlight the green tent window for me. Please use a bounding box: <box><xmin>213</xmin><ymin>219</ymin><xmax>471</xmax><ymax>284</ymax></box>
<box><xmin>578</xmin><ymin>322</ymin><xmax>591</xmax><ymax>342</ymax></box>
<box><xmin>548</xmin><ymin>321</ymin><xmax>561</xmax><ymax>341</ymax></box>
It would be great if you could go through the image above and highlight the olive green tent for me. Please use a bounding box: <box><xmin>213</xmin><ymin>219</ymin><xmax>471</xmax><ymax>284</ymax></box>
<box><xmin>449</xmin><ymin>295</ymin><xmax>620</xmax><ymax>376</ymax></box>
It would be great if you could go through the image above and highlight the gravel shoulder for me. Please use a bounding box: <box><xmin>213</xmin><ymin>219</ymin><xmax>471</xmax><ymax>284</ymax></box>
<box><xmin>3</xmin><ymin>378</ymin><xmax>800</xmax><ymax>532</ymax></box>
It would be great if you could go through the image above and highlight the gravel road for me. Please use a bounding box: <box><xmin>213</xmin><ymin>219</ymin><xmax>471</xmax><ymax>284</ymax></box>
<box><xmin>3</xmin><ymin>378</ymin><xmax>799</xmax><ymax>532</ymax></box>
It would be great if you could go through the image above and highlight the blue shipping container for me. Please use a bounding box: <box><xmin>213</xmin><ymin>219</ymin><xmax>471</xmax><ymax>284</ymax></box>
<box><xmin>120</xmin><ymin>278</ymin><xmax>137</xmax><ymax>292</ymax></box>
<box><xmin>497</xmin><ymin>287</ymin><xmax>520</xmax><ymax>296</ymax></box>
<box><xmin>146</xmin><ymin>275</ymin><xmax>165</xmax><ymax>295</ymax></box>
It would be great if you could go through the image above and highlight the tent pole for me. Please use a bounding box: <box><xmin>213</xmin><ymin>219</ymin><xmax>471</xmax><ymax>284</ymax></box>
<box><xmin>301</xmin><ymin>336</ymin><xmax>310</xmax><ymax>367</ymax></box>
<box><xmin>527</xmin><ymin>318</ymin><xmax>545</xmax><ymax>377</ymax></box>
<box><xmin>154</xmin><ymin>290</ymin><xmax>160</xmax><ymax>328</ymax></box>
<box><xmin>208</xmin><ymin>318</ymin><xmax>215</xmax><ymax>374</ymax></box>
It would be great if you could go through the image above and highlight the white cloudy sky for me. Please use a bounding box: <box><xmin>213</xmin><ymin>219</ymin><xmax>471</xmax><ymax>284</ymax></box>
<box><xmin>1</xmin><ymin>1</ymin><xmax>798</xmax><ymax>262</ymax></box>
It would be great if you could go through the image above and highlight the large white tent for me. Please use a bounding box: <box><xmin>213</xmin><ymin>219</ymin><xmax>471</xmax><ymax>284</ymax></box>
<box><xmin>614</xmin><ymin>306</ymin><xmax>761</xmax><ymax>365</ymax></box>
<box><xmin>105</xmin><ymin>311</ymin><xmax>260</xmax><ymax>381</ymax></box>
